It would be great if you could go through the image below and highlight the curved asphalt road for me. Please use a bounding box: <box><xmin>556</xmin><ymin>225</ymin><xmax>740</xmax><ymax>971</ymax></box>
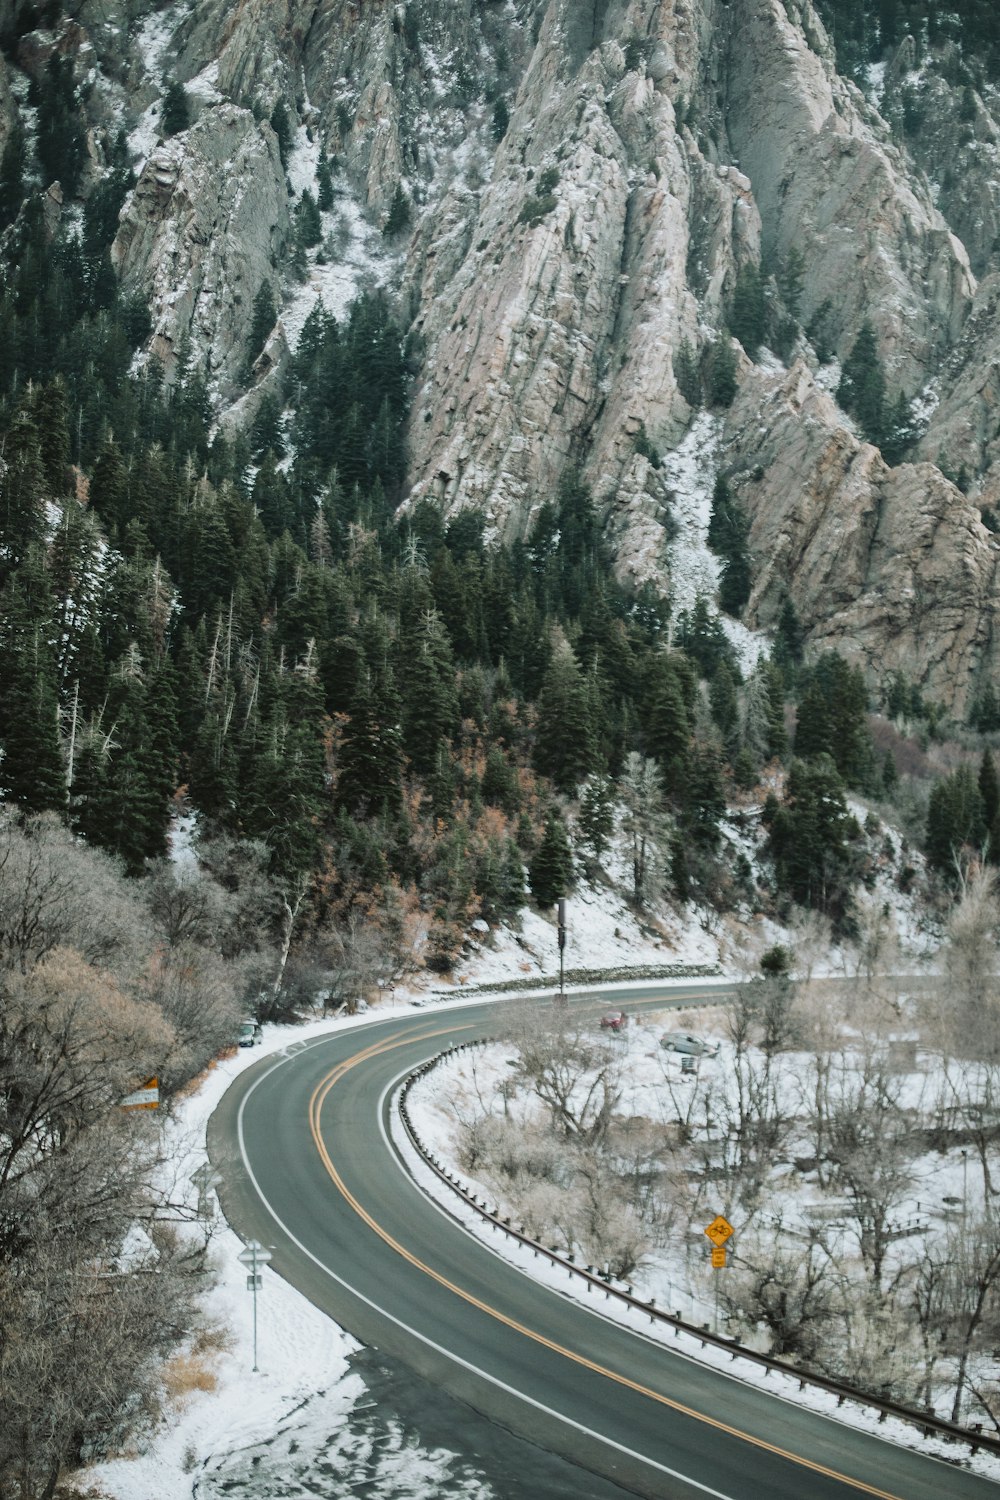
<box><xmin>209</xmin><ymin>983</ymin><xmax>998</xmax><ymax>1500</ymax></box>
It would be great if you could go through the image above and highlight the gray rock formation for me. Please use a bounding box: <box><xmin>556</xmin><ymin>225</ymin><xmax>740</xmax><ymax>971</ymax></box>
<box><xmin>112</xmin><ymin>104</ymin><xmax>289</xmax><ymax>391</ymax></box>
<box><xmin>724</xmin><ymin>0</ymin><xmax>973</xmax><ymax>390</ymax></box>
<box><xmin>726</xmin><ymin>361</ymin><xmax>1000</xmax><ymax>713</ymax></box>
<box><xmin>6</xmin><ymin>0</ymin><xmax>1000</xmax><ymax>710</ymax></box>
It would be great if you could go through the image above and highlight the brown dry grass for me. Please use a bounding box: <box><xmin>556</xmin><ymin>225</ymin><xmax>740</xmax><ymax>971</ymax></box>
<box><xmin>162</xmin><ymin>1351</ymin><xmax>219</xmax><ymax>1405</ymax></box>
<box><xmin>192</xmin><ymin>1322</ymin><xmax>234</xmax><ymax>1357</ymax></box>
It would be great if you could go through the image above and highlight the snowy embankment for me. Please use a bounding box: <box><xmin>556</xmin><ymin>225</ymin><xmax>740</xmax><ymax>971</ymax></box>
<box><xmin>82</xmin><ymin>859</ymin><xmax>726</xmax><ymax>1500</ymax></box>
<box><xmin>398</xmin><ymin>1025</ymin><xmax>1000</xmax><ymax>1484</ymax></box>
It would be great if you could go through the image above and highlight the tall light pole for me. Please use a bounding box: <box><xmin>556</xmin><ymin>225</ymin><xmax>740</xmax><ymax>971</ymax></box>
<box><xmin>557</xmin><ymin>897</ymin><xmax>567</xmax><ymax>1004</ymax></box>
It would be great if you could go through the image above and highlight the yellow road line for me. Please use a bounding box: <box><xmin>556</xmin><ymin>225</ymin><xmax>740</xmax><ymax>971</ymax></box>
<box><xmin>307</xmin><ymin>1029</ymin><xmax>906</xmax><ymax>1500</ymax></box>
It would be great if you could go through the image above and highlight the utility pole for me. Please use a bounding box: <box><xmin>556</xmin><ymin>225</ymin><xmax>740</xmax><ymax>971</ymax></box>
<box><xmin>557</xmin><ymin>897</ymin><xmax>567</xmax><ymax>1004</ymax></box>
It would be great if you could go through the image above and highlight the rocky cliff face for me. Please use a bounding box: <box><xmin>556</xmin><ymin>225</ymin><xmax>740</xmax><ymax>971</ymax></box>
<box><xmin>723</xmin><ymin>360</ymin><xmax>1000</xmax><ymax>715</ymax></box>
<box><xmin>3</xmin><ymin>0</ymin><xmax>1000</xmax><ymax>710</ymax></box>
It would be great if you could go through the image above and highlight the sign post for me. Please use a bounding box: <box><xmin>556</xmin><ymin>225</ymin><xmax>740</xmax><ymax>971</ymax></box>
<box><xmin>191</xmin><ymin>1164</ymin><xmax>222</xmax><ymax>1219</ymax></box>
<box><xmin>704</xmin><ymin>1215</ymin><xmax>734</xmax><ymax>1336</ymax></box>
<box><xmin>237</xmin><ymin>1240</ymin><xmax>272</xmax><ymax>1371</ymax></box>
<box><xmin>557</xmin><ymin>898</ymin><xmax>567</xmax><ymax>1004</ymax></box>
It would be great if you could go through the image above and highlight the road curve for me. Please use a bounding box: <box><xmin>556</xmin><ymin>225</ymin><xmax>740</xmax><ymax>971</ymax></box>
<box><xmin>209</xmin><ymin>985</ymin><xmax>997</xmax><ymax>1500</ymax></box>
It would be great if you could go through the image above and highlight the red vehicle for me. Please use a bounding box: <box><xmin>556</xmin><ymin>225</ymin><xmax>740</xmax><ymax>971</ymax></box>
<box><xmin>600</xmin><ymin>1010</ymin><xmax>628</xmax><ymax>1032</ymax></box>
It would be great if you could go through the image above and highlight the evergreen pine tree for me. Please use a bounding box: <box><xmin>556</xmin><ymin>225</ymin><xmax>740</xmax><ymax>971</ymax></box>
<box><xmin>674</xmin><ymin>338</ymin><xmax>701</xmax><ymax>407</ymax></box>
<box><xmin>773</xmin><ymin>597</ymin><xmax>804</xmax><ymax>677</ymax></box>
<box><xmin>295</xmin><ymin>189</ymin><xmax>322</xmax><ymax>249</ymax></box>
<box><xmin>246</xmin><ymin>280</ymin><xmax>277</xmax><ymax>372</ymax></box>
<box><xmin>0</xmin><ymin>628</ymin><xmax>66</xmax><ymax>813</ymax></box>
<box><xmin>528</xmin><ymin>810</ymin><xmax>574</xmax><ymax>906</ymax></box>
<box><xmin>269</xmin><ymin>100</ymin><xmax>293</xmax><ymax>169</ymax></box>
<box><xmin>729</xmin><ymin>262</ymin><xmax>766</xmax><ymax>357</ymax></box>
<box><xmin>401</xmin><ymin>610</ymin><xmax>459</xmax><ymax>777</ymax></box>
<box><xmin>578</xmin><ymin>774</ymin><xmax>615</xmax><ymax>866</ymax></box>
<box><xmin>161</xmin><ymin>80</ymin><xmax>191</xmax><ymax>136</ymax></box>
<box><xmin>383</xmin><ymin>183</ymin><xmax>412</xmax><ymax>237</ymax></box>
<box><xmin>645</xmin><ymin>663</ymin><xmax>690</xmax><ymax>776</ymax></box>
<box><xmin>0</xmin><ymin>402</ymin><xmax>46</xmax><ymax>578</ymax></box>
<box><xmin>533</xmin><ymin>642</ymin><xmax>596</xmax><ymax>793</ymax></box>
<box><xmin>768</xmin><ymin>755</ymin><xmax>860</xmax><ymax>919</ymax></box>
<box><xmin>838</xmin><ymin>322</ymin><xmax>887</xmax><ymax>447</ymax></box>
<box><xmin>710</xmin><ymin>663</ymin><xmax>739</xmax><ymax>750</ymax></box>
<box><xmin>926</xmin><ymin>765</ymin><xmax>986</xmax><ymax>876</ymax></box>
<box><xmin>707</xmin><ymin>335</ymin><xmax>739</xmax><ymax>407</ymax></box>
<box><xmin>980</xmin><ymin>749</ymin><xmax>1000</xmax><ymax>862</ymax></box>
<box><xmin>317</xmin><ymin>152</ymin><xmax>335</xmax><ymax>211</ymax></box>
<box><xmin>0</xmin><ymin>122</ymin><xmax>25</xmax><ymax>230</ymax></box>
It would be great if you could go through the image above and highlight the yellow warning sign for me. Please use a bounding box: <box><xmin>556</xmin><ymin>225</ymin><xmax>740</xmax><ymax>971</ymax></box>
<box><xmin>704</xmin><ymin>1214</ymin><xmax>734</xmax><ymax>1247</ymax></box>
<box><xmin>711</xmin><ymin>1246</ymin><xmax>727</xmax><ymax>1269</ymax></box>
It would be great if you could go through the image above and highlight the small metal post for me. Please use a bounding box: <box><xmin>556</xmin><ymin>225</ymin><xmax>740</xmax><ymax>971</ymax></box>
<box><xmin>557</xmin><ymin>897</ymin><xmax>567</xmax><ymax>1004</ymax></box>
<box><xmin>251</xmin><ymin>1244</ymin><xmax>259</xmax><ymax>1371</ymax></box>
<box><xmin>237</xmin><ymin>1240</ymin><xmax>272</xmax><ymax>1372</ymax></box>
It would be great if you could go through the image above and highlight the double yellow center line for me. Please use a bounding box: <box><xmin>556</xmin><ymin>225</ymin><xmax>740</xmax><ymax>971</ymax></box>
<box><xmin>307</xmin><ymin>1025</ymin><xmax>905</xmax><ymax>1500</ymax></box>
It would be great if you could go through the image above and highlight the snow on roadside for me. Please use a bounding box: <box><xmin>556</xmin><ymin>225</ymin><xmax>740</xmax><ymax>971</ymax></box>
<box><xmin>82</xmin><ymin>1022</ymin><xmax>365</xmax><ymax>1500</ymax></box>
<box><xmin>433</xmin><ymin>880</ymin><xmax>719</xmax><ymax>995</ymax></box>
<box><xmin>398</xmin><ymin>1033</ymin><xmax>1000</xmax><ymax>1484</ymax></box>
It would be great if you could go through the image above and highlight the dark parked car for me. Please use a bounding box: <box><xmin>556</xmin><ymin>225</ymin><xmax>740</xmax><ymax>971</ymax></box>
<box><xmin>238</xmin><ymin>1021</ymin><xmax>263</xmax><ymax>1047</ymax></box>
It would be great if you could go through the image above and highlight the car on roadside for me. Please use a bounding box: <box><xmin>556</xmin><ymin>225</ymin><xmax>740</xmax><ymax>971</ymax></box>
<box><xmin>599</xmin><ymin>1010</ymin><xmax>629</xmax><ymax>1032</ymax></box>
<box><xmin>660</xmin><ymin>1030</ymin><xmax>719</xmax><ymax>1058</ymax></box>
<box><xmin>238</xmin><ymin>1020</ymin><xmax>263</xmax><ymax>1047</ymax></box>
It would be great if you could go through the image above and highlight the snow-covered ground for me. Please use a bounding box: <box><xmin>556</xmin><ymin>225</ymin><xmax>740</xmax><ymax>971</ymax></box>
<box><xmin>399</xmin><ymin>1012</ymin><xmax>1000</xmax><ymax>1484</ymax></box>
<box><xmin>661</xmin><ymin>413</ymin><xmax>769</xmax><ymax>675</ymax></box>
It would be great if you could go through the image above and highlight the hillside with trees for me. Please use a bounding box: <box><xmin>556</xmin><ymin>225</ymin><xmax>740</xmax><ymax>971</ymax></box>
<box><xmin>4</xmin><ymin>0</ymin><xmax>1000</xmax><ymax>1488</ymax></box>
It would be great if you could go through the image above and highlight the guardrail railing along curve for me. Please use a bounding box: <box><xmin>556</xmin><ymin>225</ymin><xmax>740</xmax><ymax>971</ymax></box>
<box><xmin>396</xmin><ymin>1039</ymin><xmax>1000</xmax><ymax>1463</ymax></box>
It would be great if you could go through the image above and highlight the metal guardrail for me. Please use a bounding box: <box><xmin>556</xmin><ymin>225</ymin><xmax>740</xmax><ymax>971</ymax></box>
<box><xmin>398</xmin><ymin>1040</ymin><xmax>1000</xmax><ymax>1462</ymax></box>
<box><xmin>429</xmin><ymin>961</ymin><xmax>724</xmax><ymax>1000</ymax></box>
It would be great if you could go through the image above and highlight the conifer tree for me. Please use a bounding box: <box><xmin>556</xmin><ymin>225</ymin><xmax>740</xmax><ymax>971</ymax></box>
<box><xmin>401</xmin><ymin>610</ymin><xmax>459</xmax><ymax>777</ymax></box>
<box><xmin>0</xmin><ymin>403</ymin><xmax>46</xmax><ymax>578</ymax></box>
<box><xmin>269</xmin><ymin>100</ymin><xmax>293</xmax><ymax>169</ymax></box>
<box><xmin>979</xmin><ymin>750</ymin><xmax>1000</xmax><ymax>862</ymax></box>
<box><xmin>295</xmin><ymin>189</ymin><xmax>322</xmax><ymax>249</ymax></box>
<box><xmin>838</xmin><ymin>322</ymin><xmax>887</xmax><ymax>447</ymax></box>
<box><xmin>710</xmin><ymin>663</ymin><xmax>740</xmax><ymax>750</ymax></box>
<box><xmin>0</xmin><ymin>629</ymin><xmax>66</xmax><ymax>814</ymax></box>
<box><xmin>0</xmin><ymin>121</ymin><xmax>25</xmax><ymax>230</ymax></box>
<box><xmin>533</xmin><ymin>642</ymin><xmax>596</xmax><ymax>793</ymax></box>
<box><xmin>161</xmin><ymin>80</ymin><xmax>190</xmax><ymax>137</ymax></box>
<box><xmin>383</xmin><ymin>182</ymin><xmax>412</xmax><ymax>237</ymax></box>
<box><xmin>246</xmin><ymin>280</ymin><xmax>277</xmax><ymax>372</ymax></box>
<box><xmin>317</xmin><ymin>152</ymin><xmax>334</xmax><ymax>211</ymax></box>
<box><xmin>730</xmin><ymin>263</ymin><xmax>766</xmax><ymax>357</ymax></box>
<box><xmin>674</xmin><ymin>338</ymin><xmax>701</xmax><ymax>407</ymax></box>
<box><xmin>528</xmin><ymin>810</ymin><xmax>574</xmax><ymax>906</ymax></box>
<box><xmin>682</xmin><ymin>741</ymin><xmax>726</xmax><ymax>850</ymax></box>
<box><xmin>707</xmin><ymin>335</ymin><xmax>739</xmax><ymax>407</ymax></box>
<box><xmin>926</xmin><ymin>765</ymin><xmax>986</xmax><ymax>876</ymax></box>
<box><xmin>337</xmin><ymin>669</ymin><xmax>402</xmax><ymax>816</ymax></box>
<box><xmin>768</xmin><ymin>755</ymin><xmax>860</xmax><ymax>918</ymax></box>
<box><xmin>645</xmin><ymin>662</ymin><xmax>690</xmax><ymax>778</ymax></box>
<box><xmin>578</xmin><ymin>774</ymin><xmax>615</xmax><ymax>866</ymax></box>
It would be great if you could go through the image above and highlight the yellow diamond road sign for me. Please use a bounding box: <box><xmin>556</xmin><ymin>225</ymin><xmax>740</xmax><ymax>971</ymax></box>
<box><xmin>704</xmin><ymin>1215</ymin><xmax>734</xmax><ymax>1248</ymax></box>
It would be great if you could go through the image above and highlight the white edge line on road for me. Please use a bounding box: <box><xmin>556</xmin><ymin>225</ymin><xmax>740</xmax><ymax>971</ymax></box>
<box><xmin>235</xmin><ymin>1044</ymin><xmax>736</xmax><ymax>1500</ymax></box>
<box><xmin>376</xmin><ymin>1051</ymin><xmax>987</xmax><ymax>1485</ymax></box>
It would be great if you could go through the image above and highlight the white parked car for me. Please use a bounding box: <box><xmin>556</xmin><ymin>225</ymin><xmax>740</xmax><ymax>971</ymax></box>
<box><xmin>660</xmin><ymin>1030</ymin><xmax>719</xmax><ymax>1058</ymax></box>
